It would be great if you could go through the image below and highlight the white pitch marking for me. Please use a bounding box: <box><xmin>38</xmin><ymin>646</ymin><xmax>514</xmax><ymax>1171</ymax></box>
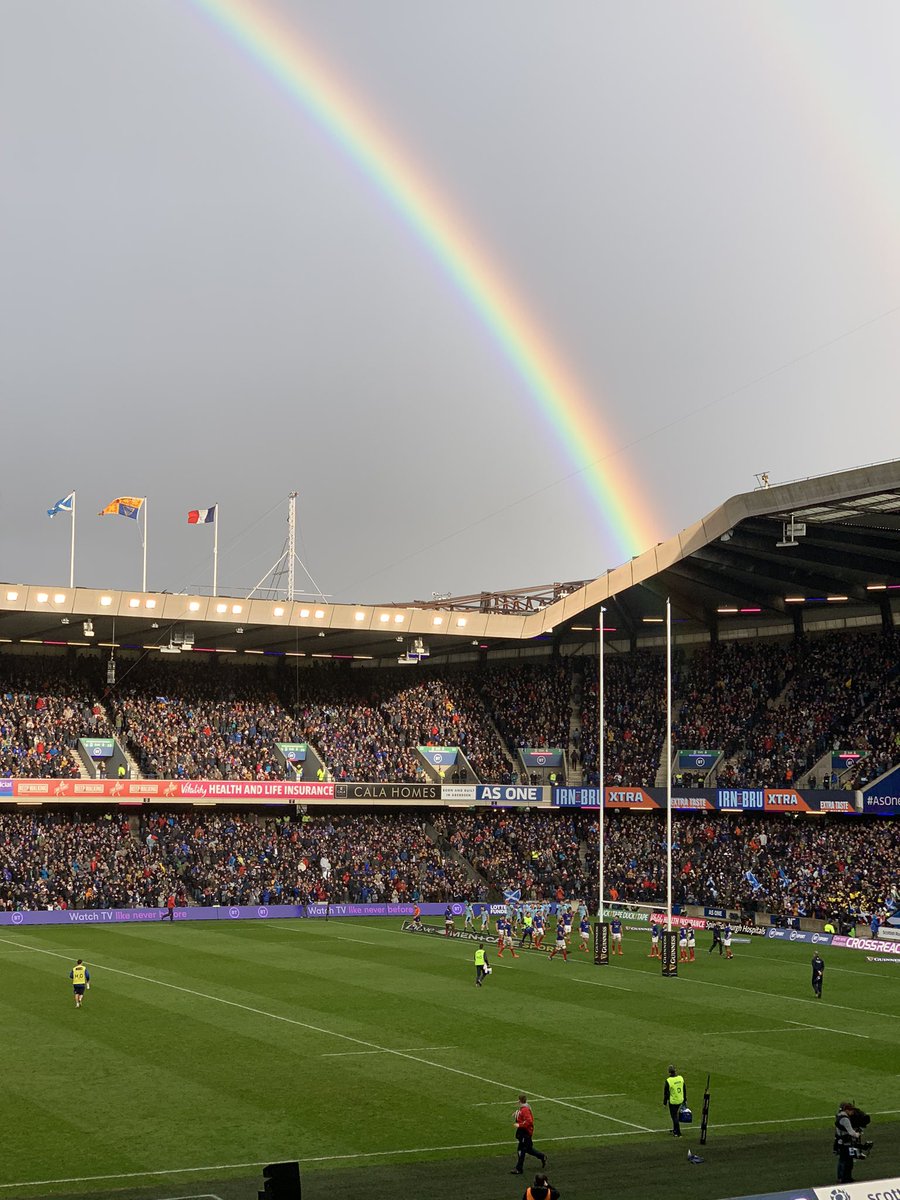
<box><xmin>699</xmin><ymin>1028</ymin><xmax>794</xmax><ymax>1036</ymax></box>
<box><xmin>572</xmin><ymin>978</ymin><xmax>633</xmax><ymax>993</ymax></box>
<box><xmin>158</xmin><ymin>1194</ymin><xmax>224</xmax><ymax>1199</ymax></box>
<box><xmin>473</xmin><ymin>1093</ymin><xmax>625</xmax><ymax>1106</ymax></box>
<box><xmin>306</xmin><ymin>921</ymin><xmax>900</xmax><ymax>1020</ymax></box>
<box><xmin>7</xmin><ymin>1111</ymin><xmax>900</xmax><ymax>1189</ymax></box>
<box><xmin>0</xmin><ymin>936</ymin><xmax>649</xmax><ymax>1131</ymax></box>
<box><xmin>604</xmin><ymin>960</ymin><xmax>900</xmax><ymax>1021</ymax></box>
<box><xmin>786</xmin><ymin>1019</ymin><xmax>869</xmax><ymax>1039</ymax></box>
<box><xmin>321</xmin><ymin>1045</ymin><xmax>456</xmax><ymax>1058</ymax></box>
<box><xmin>5</xmin><ymin>1104</ymin><xmax>900</xmax><ymax>1190</ymax></box>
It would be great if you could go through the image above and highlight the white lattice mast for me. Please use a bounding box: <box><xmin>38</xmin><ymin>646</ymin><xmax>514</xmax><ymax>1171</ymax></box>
<box><xmin>247</xmin><ymin>492</ymin><xmax>328</xmax><ymax>603</ymax></box>
<box><xmin>287</xmin><ymin>491</ymin><xmax>297</xmax><ymax>602</ymax></box>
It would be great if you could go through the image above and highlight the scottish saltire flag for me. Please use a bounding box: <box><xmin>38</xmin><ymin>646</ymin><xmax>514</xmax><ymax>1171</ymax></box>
<box><xmin>187</xmin><ymin>506</ymin><xmax>216</xmax><ymax>524</ymax></box>
<box><xmin>98</xmin><ymin>496</ymin><xmax>144</xmax><ymax>519</ymax></box>
<box><xmin>503</xmin><ymin>888</ymin><xmax>522</xmax><ymax>903</ymax></box>
<box><xmin>745</xmin><ymin>870</ymin><xmax>762</xmax><ymax>891</ymax></box>
<box><xmin>47</xmin><ymin>492</ymin><xmax>75</xmax><ymax>518</ymax></box>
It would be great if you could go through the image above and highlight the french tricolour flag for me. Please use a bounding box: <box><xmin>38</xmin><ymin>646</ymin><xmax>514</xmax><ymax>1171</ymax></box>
<box><xmin>187</xmin><ymin>506</ymin><xmax>216</xmax><ymax>525</ymax></box>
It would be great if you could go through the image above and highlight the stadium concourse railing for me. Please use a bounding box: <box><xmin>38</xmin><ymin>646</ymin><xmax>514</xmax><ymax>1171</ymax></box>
<box><xmin>0</xmin><ymin>777</ymin><xmax>894</xmax><ymax>814</ymax></box>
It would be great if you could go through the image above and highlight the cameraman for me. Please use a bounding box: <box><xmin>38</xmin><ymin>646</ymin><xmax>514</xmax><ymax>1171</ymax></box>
<box><xmin>522</xmin><ymin>1173</ymin><xmax>560</xmax><ymax>1200</ymax></box>
<box><xmin>834</xmin><ymin>1101</ymin><xmax>871</xmax><ymax>1184</ymax></box>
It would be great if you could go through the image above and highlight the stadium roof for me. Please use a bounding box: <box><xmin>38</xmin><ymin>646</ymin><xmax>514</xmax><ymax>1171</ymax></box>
<box><xmin>2</xmin><ymin>459</ymin><xmax>900</xmax><ymax>663</ymax></box>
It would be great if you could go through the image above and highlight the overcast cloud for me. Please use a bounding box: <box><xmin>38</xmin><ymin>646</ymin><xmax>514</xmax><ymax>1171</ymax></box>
<box><xmin>2</xmin><ymin>0</ymin><xmax>899</xmax><ymax>604</ymax></box>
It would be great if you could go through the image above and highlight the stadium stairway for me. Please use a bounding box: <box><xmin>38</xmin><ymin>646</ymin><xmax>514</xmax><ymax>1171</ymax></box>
<box><xmin>568</xmin><ymin>668</ymin><xmax>583</xmax><ymax>783</ymax></box>
<box><xmin>423</xmin><ymin>819</ymin><xmax>488</xmax><ymax>894</ymax></box>
<box><xmin>655</xmin><ymin>700</ymin><xmax>684</xmax><ymax>787</ymax></box>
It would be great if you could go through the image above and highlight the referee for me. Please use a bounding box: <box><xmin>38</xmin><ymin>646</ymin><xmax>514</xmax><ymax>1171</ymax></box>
<box><xmin>663</xmin><ymin>1065</ymin><xmax>686</xmax><ymax>1137</ymax></box>
<box><xmin>474</xmin><ymin>943</ymin><xmax>489</xmax><ymax>987</ymax></box>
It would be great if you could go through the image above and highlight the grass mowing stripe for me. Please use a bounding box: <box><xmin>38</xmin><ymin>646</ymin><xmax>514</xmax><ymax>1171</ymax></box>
<box><xmin>0</xmin><ymin>934</ymin><xmax>650</xmax><ymax>1132</ymax></box>
<box><xmin>316</xmin><ymin>919</ymin><xmax>900</xmax><ymax>1020</ymax></box>
<box><xmin>6</xmin><ymin>1109</ymin><xmax>900</xmax><ymax>1191</ymax></box>
<box><xmin>602</xmin><ymin>960</ymin><xmax>900</xmax><ymax>1020</ymax></box>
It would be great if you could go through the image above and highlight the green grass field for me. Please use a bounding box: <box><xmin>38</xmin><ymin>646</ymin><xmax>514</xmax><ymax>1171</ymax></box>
<box><xmin>0</xmin><ymin>919</ymin><xmax>897</xmax><ymax>1200</ymax></box>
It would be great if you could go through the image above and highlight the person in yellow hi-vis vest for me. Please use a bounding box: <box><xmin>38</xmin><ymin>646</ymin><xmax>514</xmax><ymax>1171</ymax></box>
<box><xmin>663</xmin><ymin>1065</ymin><xmax>687</xmax><ymax>1136</ymax></box>
<box><xmin>69</xmin><ymin>959</ymin><xmax>91</xmax><ymax>1008</ymax></box>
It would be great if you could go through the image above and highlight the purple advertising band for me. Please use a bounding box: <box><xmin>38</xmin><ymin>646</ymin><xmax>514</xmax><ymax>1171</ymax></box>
<box><xmin>0</xmin><ymin>901</ymin><xmax>462</xmax><ymax>927</ymax></box>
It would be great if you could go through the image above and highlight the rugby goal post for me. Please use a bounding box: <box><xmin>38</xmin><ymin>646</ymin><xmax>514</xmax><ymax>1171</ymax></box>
<box><xmin>595</xmin><ymin>901</ymin><xmax>665</xmax><ymax>966</ymax></box>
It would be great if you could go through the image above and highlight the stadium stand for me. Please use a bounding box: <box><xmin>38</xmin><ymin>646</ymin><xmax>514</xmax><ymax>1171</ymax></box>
<box><xmin>0</xmin><ymin>656</ymin><xmax>109</xmax><ymax>779</ymax></box>
<box><xmin>1</xmin><ymin>807</ymin><xmax>895</xmax><ymax>922</ymax></box>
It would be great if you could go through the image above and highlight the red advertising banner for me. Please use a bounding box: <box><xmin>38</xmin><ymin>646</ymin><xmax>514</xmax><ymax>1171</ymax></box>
<box><xmin>605</xmin><ymin>787</ymin><xmax>661</xmax><ymax>810</ymax></box>
<box><xmin>0</xmin><ymin>778</ymin><xmax>335</xmax><ymax>803</ymax></box>
<box><xmin>762</xmin><ymin>789</ymin><xmax>814</xmax><ymax>812</ymax></box>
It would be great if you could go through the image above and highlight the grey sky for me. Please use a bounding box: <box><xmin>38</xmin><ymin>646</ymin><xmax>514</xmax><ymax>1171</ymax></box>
<box><xmin>2</xmin><ymin>0</ymin><xmax>899</xmax><ymax>605</ymax></box>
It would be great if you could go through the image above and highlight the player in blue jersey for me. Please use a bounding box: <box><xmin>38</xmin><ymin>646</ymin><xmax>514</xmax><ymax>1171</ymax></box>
<box><xmin>687</xmin><ymin>926</ymin><xmax>696</xmax><ymax>961</ymax></box>
<box><xmin>548</xmin><ymin>919</ymin><xmax>568</xmax><ymax>962</ymax></box>
<box><xmin>498</xmin><ymin>917</ymin><xmax>520</xmax><ymax>959</ymax></box>
<box><xmin>679</xmin><ymin>926</ymin><xmax>688</xmax><ymax>963</ymax></box>
<box><xmin>649</xmin><ymin>921</ymin><xmax>661</xmax><ymax>959</ymax></box>
<box><xmin>610</xmin><ymin>915</ymin><xmax>623</xmax><ymax>956</ymax></box>
<box><xmin>533</xmin><ymin>910</ymin><xmax>545</xmax><ymax>949</ymax></box>
<box><xmin>724</xmin><ymin>923</ymin><xmax>734</xmax><ymax>959</ymax></box>
<box><xmin>464</xmin><ymin>901</ymin><xmax>475</xmax><ymax>931</ymax></box>
<box><xmin>479</xmin><ymin>904</ymin><xmax>491</xmax><ymax>933</ymax></box>
<box><xmin>563</xmin><ymin>906</ymin><xmax>574</xmax><ymax>940</ymax></box>
<box><xmin>578</xmin><ymin>914</ymin><xmax>591</xmax><ymax>953</ymax></box>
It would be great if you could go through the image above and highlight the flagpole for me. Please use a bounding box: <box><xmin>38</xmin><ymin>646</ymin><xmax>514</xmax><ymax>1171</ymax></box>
<box><xmin>142</xmin><ymin>499</ymin><xmax>148</xmax><ymax>592</ymax></box>
<box><xmin>213</xmin><ymin>505</ymin><xmax>219</xmax><ymax>597</ymax></box>
<box><xmin>666</xmin><ymin>597</ymin><xmax>673</xmax><ymax>933</ymax></box>
<box><xmin>69</xmin><ymin>491</ymin><xmax>76</xmax><ymax>589</ymax></box>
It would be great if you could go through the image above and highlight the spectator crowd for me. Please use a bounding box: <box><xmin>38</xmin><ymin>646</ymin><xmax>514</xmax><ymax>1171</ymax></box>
<box><xmin>1</xmin><ymin>628</ymin><xmax>900</xmax><ymax>790</ymax></box>
<box><xmin>3</xmin><ymin>806</ymin><xmax>893</xmax><ymax>929</ymax></box>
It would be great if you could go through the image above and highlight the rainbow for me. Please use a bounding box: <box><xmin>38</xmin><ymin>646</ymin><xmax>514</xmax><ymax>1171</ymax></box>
<box><xmin>189</xmin><ymin>0</ymin><xmax>659</xmax><ymax>558</ymax></box>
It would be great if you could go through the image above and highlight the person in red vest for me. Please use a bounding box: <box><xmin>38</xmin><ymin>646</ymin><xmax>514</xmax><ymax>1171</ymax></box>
<box><xmin>160</xmin><ymin>892</ymin><xmax>176</xmax><ymax>922</ymax></box>
<box><xmin>511</xmin><ymin>1094</ymin><xmax>546</xmax><ymax>1175</ymax></box>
